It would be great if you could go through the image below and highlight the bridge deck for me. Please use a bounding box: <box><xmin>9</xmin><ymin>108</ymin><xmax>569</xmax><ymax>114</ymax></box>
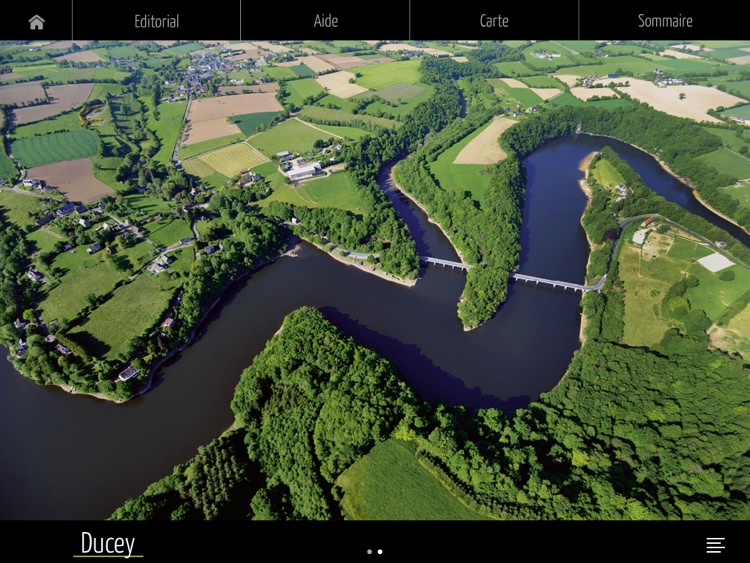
<box><xmin>420</xmin><ymin>256</ymin><xmax>605</xmax><ymax>292</ymax></box>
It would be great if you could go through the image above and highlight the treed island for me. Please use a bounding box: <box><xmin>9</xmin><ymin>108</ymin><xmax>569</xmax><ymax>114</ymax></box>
<box><xmin>0</xmin><ymin>38</ymin><xmax>748</xmax><ymax>520</ymax></box>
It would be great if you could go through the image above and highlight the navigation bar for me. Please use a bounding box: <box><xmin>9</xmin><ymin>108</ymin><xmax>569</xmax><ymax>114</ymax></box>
<box><xmin>1</xmin><ymin>1</ymin><xmax>745</xmax><ymax>40</ymax></box>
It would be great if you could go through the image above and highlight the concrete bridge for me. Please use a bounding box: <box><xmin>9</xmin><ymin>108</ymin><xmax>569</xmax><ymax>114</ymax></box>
<box><xmin>420</xmin><ymin>256</ymin><xmax>606</xmax><ymax>292</ymax></box>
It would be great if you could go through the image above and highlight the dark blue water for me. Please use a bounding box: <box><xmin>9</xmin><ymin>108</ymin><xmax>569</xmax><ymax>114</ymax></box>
<box><xmin>0</xmin><ymin>134</ymin><xmax>743</xmax><ymax>519</ymax></box>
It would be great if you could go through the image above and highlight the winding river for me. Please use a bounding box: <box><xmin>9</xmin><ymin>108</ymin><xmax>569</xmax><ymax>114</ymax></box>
<box><xmin>0</xmin><ymin>134</ymin><xmax>743</xmax><ymax>519</ymax></box>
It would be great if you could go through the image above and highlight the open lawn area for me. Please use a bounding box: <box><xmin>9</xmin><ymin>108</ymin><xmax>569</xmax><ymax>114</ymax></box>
<box><xmin>488</xmin><ymin>78</ymin><xmax>544</xmax><ymax>107</ymax></box>
<box><xmin>494</xmin><ymin>61</ymin><xmax>535</xmax><ymax>76</ymax></box>
<box><xmin>723</xmin><ymin>180</ymin><xmax>750</xmax><ymax>208</ymax></box>
<box><xmin>259</xmin><ymin>171</ymin><xmax>367</xmax><ymax>214</ymax></box>
<box><xmin>148</xmin><ymin>100</ymin><xmax>187</xmax><ymax>167</ymax></box>
<box><xmin>336</xmin><ymin>438</ymin><xmax>485</xmax><ymax>520</ymax></box>
<box><xmin>358</xmin><ymin>84</ymin><xmax>434</xmax><ymax>121</ymax></box>
<box><xmin>592</xmin><ymin>158</ymin><xmax>625</xmax><ymax>188</ymax></box>
<box><xmin>26</xmin><ymin>228</ymin><xmax>63</xmax><ymax>254</ymax></box>
<box><xmin>39</xmin><ymin>248</ymin><xmax>125</xmax><ymax>323</ymax></box>
<box><xmin>551</xmin><ymin>92</ymin><xmax>633</xmax><ymax>110</ymax></box>
<box><xmin>12</xmin><ymin>130</ymin><xmax>99</xmax><ymax>167</ymax></box>
<box><xmin>143</xmin><ymin>218</ymin><xmax>193</xmax><ymax>248</ymax></box>
<box><xmin>0</xmin><ymin>191</ymin><xmax>46</xmax><ymax>228</ymax></box>
<box><xmin>698</xmin><ymin>148</ymin><xmax>750</xmax><ymax>180</ymax></box>
<box><xmin>70</xmin><ymin>274</ymin><xmax>180</xmax><ymax>361</ymax></box>
<box><xmin>124</xmin><ymin>193</ymin><xmax>175</xmax><ymax>216</ymax></box>
<box><xmin>249</xmin><ymin>119</ymin><xmax>333</xmax><ymax>157</ymax></box>
<box><xmin>721</xmin><ymin>104</ymin><xmax>750</xmax><ymax>120</ymax></box>
<box><xmin>355</xmin><ymin>60</ymin><xmax>422</xmax><ymax>89</ymax></box>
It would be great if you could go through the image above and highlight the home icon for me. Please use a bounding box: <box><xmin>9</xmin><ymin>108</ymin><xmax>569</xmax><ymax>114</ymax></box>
<box><xmin>29</xmin><ymin>15</ymin><xmax>45</xmax><ymax>31</ymax></box>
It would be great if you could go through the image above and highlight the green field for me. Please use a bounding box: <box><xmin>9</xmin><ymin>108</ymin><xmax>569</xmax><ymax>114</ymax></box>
<box><xmin>0</xmin><ymin>147</ymin><xmax>15</xmax><ymax>179</ymax></box>
<box><xmin>592</xmin><ymin>158</ymin><xmax>625</xmax><ymax>188</ymax></box>
<box><xmin>105</xmin><ymin>46</ymin><xmax>140</xmax><ymax>59</ymax></box>
<box><xmin>26</xmin><ymin>227</ymin><xmax>63</xmax><ymax>253</ymax></box>
<box><xmin>178</xmin><ymin>133</ymin><xmax>246</xmax><ymax>160</ymax></box>
<box><xmin>249</xmin><ymin>119</ymin><xmax>332</xmax><ymax>156</ymax></box>
<box><xmin>87</xmin><ymin>83</ymin><xmax>124</xmax><ymax>102</ymax></box>
<box><xmin>232</xmin><ymin>111</ymin><xmax>283</xmax><ymax>136</ymax></box>
<box><xmin>307</xmin><ymin>124</ymin><xmax>368</xmax><ymax>140</ymax></box>
<box><xmin>12</xmin><ymin>130</ymin><xmax>99</xmax><ymax>167</ymax></box>
<box><xmin>686</xmin><ymin>260</ymin><xmax>750</xmax><ymax>320</ymax></box>
<box><xmin>39</xmin><ymin>248</ymin><xmax>125</xmax><ymax>323</ymax></box>
<box><xmin>494</xmin><ymin>61</ymin><xmax>535</xmax><ymax>76</ymax></box>
<box><xmin>289</xmin><ymin>64</ymin><xmax>315</xmax><ymax>77</ymax></box>
<box><xmin>698</xmin><ymin>148</ymin><xmax>750</xmax><ymax>180</ymax></box>
<box><xmin>374</xmin><ymin>82</ymin><xmax>425</xmax><ymax>102</ymax></box>
<box><xmin>0</xmin><ymin>191</ymin><xmax>46</xmax><ymax>228</ymax></box>
<box><xmin>262</xmin><ymin>67</ymin><xmax>298</xmax><ymax>81</ymax></box>
<box><xmin>298</xmin><ymin>106</ymin><xmax>397</xmax><ymax>130</ymax></box>
<box><xmin>724</xmin><ymin>180</ymin><xmax>750</xmax><ymax>208</ymax></box>
<box><xmin>70</xmin><ymin>274</ymin><xmax>179</xmax><ymax>360</ymax></box>
<box><xmin>259</xmin><ymin>170</ymin><xmax>368</xmax><ymax>214</ymax></box>
<box><xmin>602</xmin><ymin>44</ymin><xmax>650</xmax><ymax>56</ymax></box>
<box><xmin>148</xmin><ymin>100</ymin><xmax>187</xmax><ymax>167</ymax></box>
<box><xmin>337</xmin><ymin>439</ymin><xmax>485</xmax><ymax>520</ymax></box>
<box><xmin>519</xmin><ymin>75</ymin><xmax>565</xmax><ymax>89</ymax></box>
<box><xmin>13</xmin><ymin>111</ymin><xmax>82</xmax><ymax>139</ymax></box>
<box><xmin>722</xmin><ymin>104</ymin><xmax>750</xmax><ymax>120</ymax></box>
<box><xmin>359</xmin><ymin>84</ymin><xmax>434</xmax><ymax>121</ymax></box>
<box><xmin>316</xmin><ymin>94</ymin><xmax>358</xmax><ymax>112</ymax></box>
<box><xmin>701</xmin><ymin>126</ymin><xmax>750</xmax><ymax>153</ymax></box>
<box><xmin>721</xmin><ymin>81</ymin><xmax>750</xmax><ymax>100</ymax></box>
<box><xmin>162</xmin><ymin>42</ymin><xmax>203</xmax><ymax>55</ymax></box>
<box><xmin>488</xmin><ymin>79</ymin><xmax>544</xmax><ymax>107</ymax></box>
<box><xmin>143</xmin><ymin>218</ymin><xmax>193</xmax><ymax>248</ymax></box>
<box><xmin>551</xmin><ymin>92</ymin><xmax>633</xmax><ymax>110</ymax></box>
<box><xmin>553</xmin><ymin>40</ymin><xmax>601</xmax><ymax>53</ymax></box>
<box><xmin>428</xmin><ymin>119</ymin><xmax>497</xmax><ymax>203</ymax></box>
<box><xmin>355</xmin><ymin>60</ymin><xmax>422</xmax><ymax>90</ymax></box>
<box><xmin>116</xmin><ymin>238</ymin><xmax>154</xmax><ymax>271</ymax></box>
<box><xmin>282</xmin><ymin>78</ymin><xmax>325</xmax><ymax>108</ymax></box>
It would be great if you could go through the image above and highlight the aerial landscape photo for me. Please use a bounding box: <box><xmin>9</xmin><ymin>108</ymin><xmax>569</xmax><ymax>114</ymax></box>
<box><xmin>0</xmin><ymin>38</ymin><xmax>748</xmax><ymax>523</ymax></box>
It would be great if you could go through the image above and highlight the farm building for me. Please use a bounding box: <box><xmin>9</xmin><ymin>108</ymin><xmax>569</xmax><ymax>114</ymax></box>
<box><xmin>288</xmin><ymin>162</ymin><xmax>322</xmax><ymax>182</ymax></box>
<box><xmin>87</xmin><ymin>243</ymin><xmax>102</xmax><ymax>254</ymax></box>
<box><xmin>57</xmin><ymin>203</ymin><xmax>76</xmax><ymax>216</ymax></box>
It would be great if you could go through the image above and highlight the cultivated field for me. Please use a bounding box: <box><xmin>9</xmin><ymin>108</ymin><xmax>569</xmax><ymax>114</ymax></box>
<box><xmin>12</xmin><ymin>83</ymin><xmax>94</xmax><ymax>125</ymax></box>
<box><xmin>0</xmin><ymin>80</ymin><xmax>45</xmax><ymax>106</ymax></box>
<box><xmin>183</xmin><ymin>117</ymin><xmax>242</xmax><ymax>146</ymax></box>
<box><xmin>283</xmin><ymin>78</ymin><xmax>325</xmax><ymax>107</ymax></box>
<box><xmin>27</xmin><ymin>157</ymin><xmax>114</xmax><ymax>203</ymax></box>
<box><xmin>298</xmin><ymin>106</ymin><xmax>397</xmax><ymax>130</ymax></box>
<box><xmin>554</xmin><ymin>75</ymin><xmax>579</xmax><ymax>87</ymax></box>
<box><xmin>56</xmin><ymin>50</ymin><xmax>104</xmax><ymax>63</ymax></box>
<box><xmin>531</xmin><ymin>88</ymin><xmax>562</xmax><ymax>101</ymax></box>
<box><xmin>40</xmin><ymin>41</ymin><xmax>90</xmax><ymax>50</ymax></box>
<box><xmin>298</xmin><ymin>56</ymin><xmax>336</xmax><ymax>73</ymax></box>
<box><xmin>253</xmin><ymin>41</ymin><xmax>291</xmax><ymax>53</ymax></box>
<box><xmin>187</xmin><ymin>93</ymin><xmax>282</xmax><ymax>122</ymax></box>
<box><xmin>315</xmin><ymin>71</ymin><xmax>369</xmax><ymax>98</ymax></box>
<box><xmin>500</xmin><ymin>78</ymin><xmax>527</xmax><ymax>89</ymax></box>
<box><xmin>453</xmin><ymin>116</ymin><xmax>515</xmax><ymax>164</ymax></box>
<box><xmin>183</xmin><ymin>93</ymin><xmax>283</xmax><ymax>145</ymax></box>
<box><xmin>0</xmin><ymin>72</ymin><xmax>23</xmax><ymax>82</ymax></box>
<box><xmin>12</xmin><ymin>130</ymin><xmax>99</xmax><ymax>167</ymax></box>
<box><xmin>184</xmin><ymin>142</ymin><xmax>267</xmax><ymax>178</ymax></box>
<box><xmin>661</xmin><ymin>49</ymin><xmax>701</xmax><ymax>60</ymax></box>
<box><xmin>378</xmin><ymin>43</ymin><xmax>453</xmax><ymax>57</ymax></box>
<box><xmin>611</xmin><ymin>78</ymin><xmax>747</xmax><ymax>123</ymax></box>
<box><xmin>260</xmin><ymin>170</ymin><xmax>368</xmax><ymax>214</ymax></box>
<box><xmin>315</xmin><ymin>54</ymin><xmax>367</xmax><ymax>70</ymax></box>
<box><xmin>355</xmin><ymin>60</ymin><xmax>422</xmax><ymax>89</ymax></box>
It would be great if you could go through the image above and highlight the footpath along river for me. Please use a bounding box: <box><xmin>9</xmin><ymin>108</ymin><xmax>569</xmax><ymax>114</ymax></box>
<box><xmin>0</xmin><ymin>134</ymin><xmax>743</xmax><ymax>519</ymax></box>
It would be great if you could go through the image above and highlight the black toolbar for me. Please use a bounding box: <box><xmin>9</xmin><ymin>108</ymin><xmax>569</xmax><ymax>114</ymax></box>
<box><xmin>5</xmin><ymin>1</ymin><xmax>744</xmax><ymax>41</ymax></box>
